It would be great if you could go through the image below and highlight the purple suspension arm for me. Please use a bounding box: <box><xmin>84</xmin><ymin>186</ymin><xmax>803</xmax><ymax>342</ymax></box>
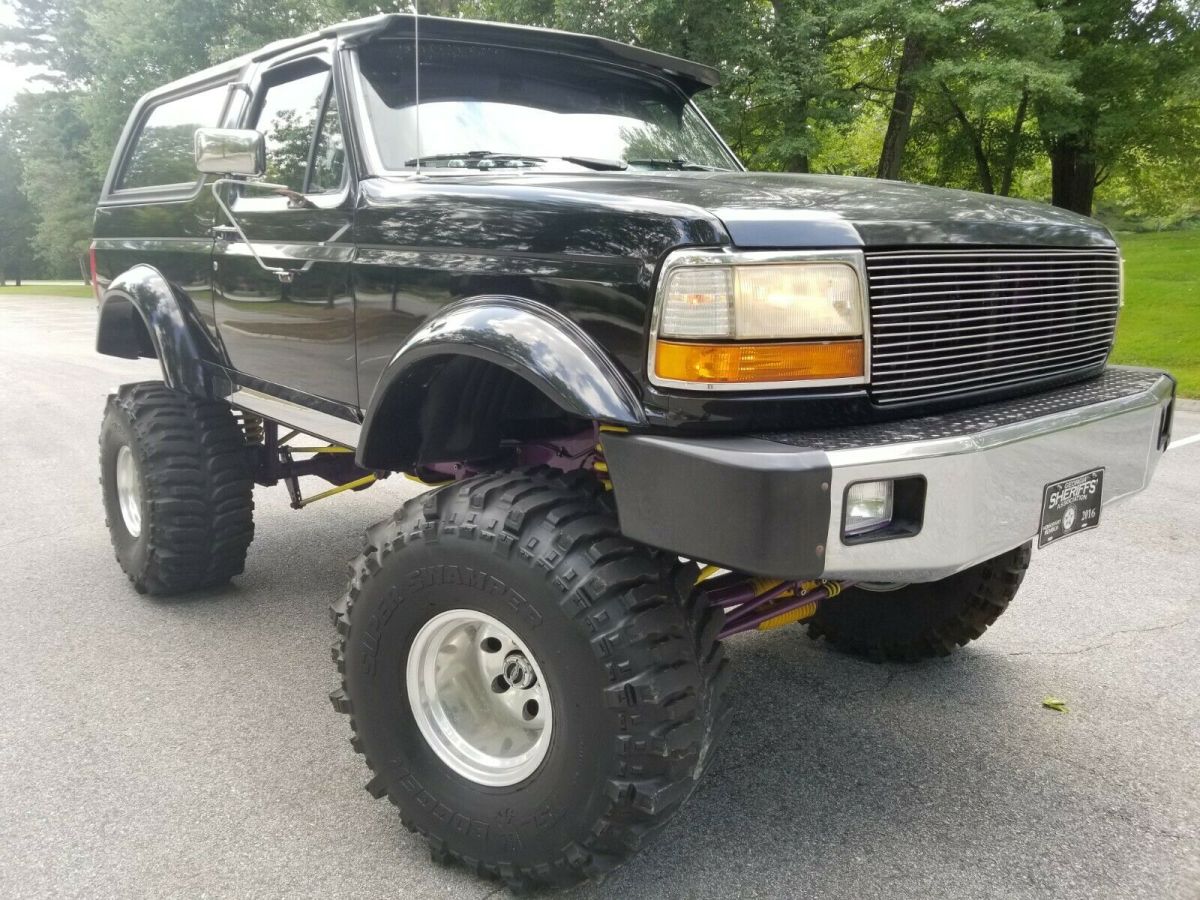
<box><xmin>415</xmin><ymin>425</ymin><xmax>850</xmax><ymax>639</ymax></box>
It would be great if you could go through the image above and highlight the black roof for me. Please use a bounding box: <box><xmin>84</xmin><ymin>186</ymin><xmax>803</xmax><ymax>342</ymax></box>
<box><xmin>144</xmin><ymin>14</ymin><xmax>719</xmax><ymax>105</ymax></box>
<box><xmin>304</xmin><ymin>14</ymin><xmax>719</xmax><ymax>96</ymax></box>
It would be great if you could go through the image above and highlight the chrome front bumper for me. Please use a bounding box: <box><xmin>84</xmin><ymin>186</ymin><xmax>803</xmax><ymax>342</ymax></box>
<box><xmin>603</xmin><ymin>368</ymin><xmax>1175</xmax><ymax>582</ymax></box>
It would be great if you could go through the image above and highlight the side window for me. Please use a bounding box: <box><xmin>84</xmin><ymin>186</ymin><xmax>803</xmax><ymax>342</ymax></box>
<box><xmin>255</xmin><ymin>67</ymin><xmax>329</xmax><ymax>193</ymax></box>
<box><xmin>119</xmin><ymin>83</ymin><xmax>228</xmax><ymax>190</ymax></box>
<box><xmin>309</xmin><ymin>95</ymin><xmax>345</xmax><ymax>193</ymax></box>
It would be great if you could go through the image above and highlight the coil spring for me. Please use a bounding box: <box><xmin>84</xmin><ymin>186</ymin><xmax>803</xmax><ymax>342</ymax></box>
<box><xmin>593</xmin><ymin>424</ymin><xmax>629</xmax><ymax>492</ymax></box>
<box><xmin>241</xmin><ymin>413</ymin><xmax>265</xmax><ymax>445</ymax></box>
<box><xmin>591</xmin><ymin>445</ymin><xmax>612</xmax><ymax>491</ymax></box>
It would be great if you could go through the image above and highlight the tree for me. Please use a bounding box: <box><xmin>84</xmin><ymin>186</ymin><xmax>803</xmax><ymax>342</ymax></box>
<box><xmin>3</xmin><ymin>94</ymin><xmax>96</xmax><ymax>277</ymax></box>
<box><xmin>853</xmin><ymin>0</ymin><xmax>1077</xmax><ymax>194</ymax></box>
<box><xmin>1037</xmin><ymin>0</ymin><xmax>1200</xmax><ymax>215</ymax></box>
<box><xmin>0</xmin><ymin>118</ymin><xmax>36</xmax><ymax>284</ymax></box>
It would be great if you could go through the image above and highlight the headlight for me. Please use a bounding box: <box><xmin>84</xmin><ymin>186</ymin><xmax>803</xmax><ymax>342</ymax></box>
<box><xmin>651</xmin><ymin>252</ymin><xmax>868</xmax><ymax>388</ymax></box>
<box><xmin>661</xmin><ymin>263</ymin><xmax>862</xmax><ymax>340</ymax></box>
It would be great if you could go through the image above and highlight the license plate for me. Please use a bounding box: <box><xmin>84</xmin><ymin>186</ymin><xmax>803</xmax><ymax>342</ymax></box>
<box><xmin>1038</xmin><ymin>468</ymin><xmax>1104</xmax><ymax>548</ymax></box>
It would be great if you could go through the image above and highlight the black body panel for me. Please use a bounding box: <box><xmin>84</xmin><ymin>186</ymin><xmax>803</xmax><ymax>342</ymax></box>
<box><xmin>459</xmin><ymin>171</ymin><xmax>1115</xmax><ymax>249</ymax></box>
<box><xmin>602</xmin><ymin>433</ymin><xmax>833</xmax><ymax>580</ymax></box>
<box><xmin>95</xmin><ymin>264</ymin><xmax>230</xmax><ymax>396</ymax></box>
<box><xmin>357</xmin><ymin>296</ymin><xmax>646</xmax><ymax>471</ymax></box>
<box><xmin>212</xmin><ymin>200</ymin><xmax>358</xmax><ymax>405</ymax></box>
<box><xmin>351</xmin><ymin>178</ymin><xmax>728</xmax><ymax>403</ymax></box>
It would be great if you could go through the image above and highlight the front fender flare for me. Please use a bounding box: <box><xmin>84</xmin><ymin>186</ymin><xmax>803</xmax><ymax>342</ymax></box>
<box><xmin>96</xmin><ymin>264</ymin><xmax>227</xmax><ymax>396</ymax></box>
<box><xmin>358</xmin><ymin>296</ymin><xmax>646</xmax><ymax>470</ymax></box>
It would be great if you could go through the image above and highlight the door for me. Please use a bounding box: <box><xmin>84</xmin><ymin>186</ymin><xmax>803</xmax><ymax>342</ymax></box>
<box><xmin>212</xmin><ymin>51</ymin><xmax>358</xmax><ymax>408</ymax></box>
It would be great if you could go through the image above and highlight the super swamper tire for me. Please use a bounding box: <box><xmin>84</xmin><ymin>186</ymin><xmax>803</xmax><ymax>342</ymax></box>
<box><xmin>100</xmin><ymin>381</ymin><xmax>255</xmax><ymax>595</ymax></box>
<box><xmin>806</xmin><ymin>543</ymin><xmax>1032</xmax><ymax>662</ymax></box>
<box><xmin>330</xmin><ymin>468</ymin><xmax>729</xmax><ymax>891</ymax></box>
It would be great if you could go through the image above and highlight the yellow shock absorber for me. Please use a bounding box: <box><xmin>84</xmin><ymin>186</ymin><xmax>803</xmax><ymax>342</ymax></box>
<box><xmin>594</xmin><ymin>425</ymin><xmax>628</xmax><ymax>492</ymax></box>
<box><xmin>750</xmin><ymin>577</ymin><xmax>790</xmax><ymax>598</ymax></box>
<box><xmin>756</xmin><ymin>581</ymin><xmax>837</xmax><ymax>631</ymax></box>
<box><xmin>757</xmin><ymin>601</ymin><xmax>819</xmax><ymax>631</ymax></box>
<box><xmin>823</xmin><ymin>580</ymin><xmax>846</xmax><ymax>598</ymax></box>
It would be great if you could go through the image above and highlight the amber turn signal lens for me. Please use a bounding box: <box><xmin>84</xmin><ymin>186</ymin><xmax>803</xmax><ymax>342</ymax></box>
<box><xmin>655</xmin><ymin>339</ymin><xmax>864</xmax><ymax>384</ymax></box>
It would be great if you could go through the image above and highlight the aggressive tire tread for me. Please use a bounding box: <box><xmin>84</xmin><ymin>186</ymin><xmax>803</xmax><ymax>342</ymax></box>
<box><xmin>101</xmin><ymin>382</ymin><xmax>255</xmax><ymax>594</ymax></box>
<box><xmin>330</xmin><ymin>467</ymin><xmax>729</xmax><ymax>891</ymax></box>
<box><xmin>806</xmin><ymin>543</ymin><xmax>1032</xmax><ymax>662</ymax></box>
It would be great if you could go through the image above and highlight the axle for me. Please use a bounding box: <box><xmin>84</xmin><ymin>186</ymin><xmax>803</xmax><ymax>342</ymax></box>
<box><xmin>699</xmin><ymin>574</ymin><xmax>853</xmax><ymax>639</ymax></box>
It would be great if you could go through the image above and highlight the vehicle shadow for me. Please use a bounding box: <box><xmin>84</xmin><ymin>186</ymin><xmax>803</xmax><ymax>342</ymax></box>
<box><xmin>571</xmin><ymin>630</ymin><xmax>1107</xmax><ymax>900</ymax></box>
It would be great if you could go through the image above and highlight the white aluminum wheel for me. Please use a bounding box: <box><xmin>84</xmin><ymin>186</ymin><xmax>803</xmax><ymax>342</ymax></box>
<box><xmin>115</xmin><ymin>444</ymin><xmax>143</xmax><ymax>538</ymax></box>
<box><xmin>406</xmin><ymin>609</ymin><xmax>552</xmax><ymax>787</ymax></box>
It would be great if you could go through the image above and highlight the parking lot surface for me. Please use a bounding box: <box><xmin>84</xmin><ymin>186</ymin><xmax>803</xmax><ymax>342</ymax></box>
<box><xmin>0</xmin><ymin>294</ymin><xmax>1196</xmax><ymax>899</ymax></box>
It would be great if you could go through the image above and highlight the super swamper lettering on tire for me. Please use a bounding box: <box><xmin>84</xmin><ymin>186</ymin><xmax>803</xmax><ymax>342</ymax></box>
<box><xmin>329</xmin><ymin>468</ymin><xmax>729</xmax><ymax>891</ymax></box>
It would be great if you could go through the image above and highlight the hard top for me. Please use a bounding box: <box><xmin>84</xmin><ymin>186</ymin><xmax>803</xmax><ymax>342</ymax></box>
<box><xmin>142</xmin><ymin>13</ymin><xmax>720</xmax><ymax>103</ymax></box>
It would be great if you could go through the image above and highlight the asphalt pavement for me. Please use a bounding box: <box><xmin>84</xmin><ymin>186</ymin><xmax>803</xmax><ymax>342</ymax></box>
<box><xmin>0</xmin><ymin>294</ymin><xmax>1196</xmax><ymax>900</ymax></box>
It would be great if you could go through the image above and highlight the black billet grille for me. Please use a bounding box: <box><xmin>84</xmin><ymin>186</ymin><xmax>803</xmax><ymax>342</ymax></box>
<box><xmin>865</xmin><ymin>248</ymin><xmax>1121</xmax><ymax>406</ymax></box>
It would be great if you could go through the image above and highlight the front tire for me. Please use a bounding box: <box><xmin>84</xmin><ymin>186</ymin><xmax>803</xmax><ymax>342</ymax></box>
<box><xmin>100</xmin><ymin>382</ymin><xmax>255</xmax><ymax>595</ymax></box>
<box><xmin>330</xmin><ymin>468</ymin><xmax>728</xmax><ymax>891</ymax></box>
<box><xmin>806</xmin><ymin>543</ymin><xmax>1032</xmax><ymax>661</ymax></box>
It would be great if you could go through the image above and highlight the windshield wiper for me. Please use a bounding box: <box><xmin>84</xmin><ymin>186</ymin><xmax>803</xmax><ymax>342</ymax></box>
<box><xmin>403</xmin><ymin>152</ymin><xmax>722</xmax><ymax>174</ymax></box>
<box><xmin>559</xmin><ymin>156</ymin><xmax>628</xmax><ymax>171</ymax></box>
<box><xmin>407</xmin><ymin>151</ymin><xmax>629</xmax><ymax>172</ymax></box>
<box><xmin>405</xmin><ymin>151</ymin><xmax>547</xmax><ymax>168</ymax></box>
<box><xmin>626</xmin><ymin>158</ymin><xmax>726</xmax><ymax>171</ymax></box>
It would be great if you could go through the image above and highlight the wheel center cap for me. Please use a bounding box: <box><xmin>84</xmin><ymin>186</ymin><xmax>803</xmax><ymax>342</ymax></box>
<box><xmin>502</xmin><ymin>652</ymin><xmax>537</xmax><ymax>690</ymax></box>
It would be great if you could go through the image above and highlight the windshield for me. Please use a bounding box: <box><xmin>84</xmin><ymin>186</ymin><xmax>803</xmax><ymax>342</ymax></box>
<box><xmin>355</xmin><ymin>40</ymin><xmax>738</xmax><ymax>174</ymax></box>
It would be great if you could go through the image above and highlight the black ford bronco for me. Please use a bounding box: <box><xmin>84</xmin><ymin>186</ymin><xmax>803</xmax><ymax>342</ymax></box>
<box><xmin>92</xmin><ymin>13</ymin><xmax>1176</xmax><ymax>891</ymax></box>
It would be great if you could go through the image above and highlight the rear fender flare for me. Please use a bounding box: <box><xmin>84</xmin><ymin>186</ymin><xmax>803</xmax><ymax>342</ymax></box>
<box><xmin>96</xmin><ymin>264</ymin><xmax>227</xmax><ymax>396</ymax></box>
<box><xmin>357</xmin><ymin>296</ymin><xmax>646</xmax><ymax>470</ymax></box>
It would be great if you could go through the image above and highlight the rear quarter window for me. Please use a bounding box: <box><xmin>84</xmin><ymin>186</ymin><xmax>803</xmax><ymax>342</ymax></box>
<box><xmin>118</xmin><ymin>84</ymin><xmax>229</xmax><ymax>191</ymax></box>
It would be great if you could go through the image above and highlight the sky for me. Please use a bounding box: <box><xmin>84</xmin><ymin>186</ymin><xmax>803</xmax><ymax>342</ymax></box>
<box><xmin>0</xmin><ymin>1</ymin><xmax>43</xmax><ymax>108</ymax></box>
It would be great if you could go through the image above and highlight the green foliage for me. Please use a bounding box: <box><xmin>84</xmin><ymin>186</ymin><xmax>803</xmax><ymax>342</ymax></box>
<box><xmin>1036</xmin><ymin>0</ymin><xmax>1200</xmax><ymax>213</ymax></box>
<box><xmin>0</xmin><ymin>117</ymin><xmax>36</xmax><ymax>283</ymax></box>
<box><xmin>5</xmin><ymin>93</ymin><xmax>97</xmax><ymax>277</ymax></box>
<box><xmin>0</xmin><ymin>0</ymin><xmax>1197</xmax><ymax>273</ymax></box>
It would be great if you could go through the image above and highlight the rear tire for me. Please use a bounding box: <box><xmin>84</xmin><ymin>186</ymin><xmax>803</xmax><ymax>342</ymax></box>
<box><xmin>806</xmin><ymin>543</ymin><xmax>1032</xmax><ymax>661</ymax></box>
<box><xmin>100</xmin><ymin>381</ymin><xmax>255</xmax><ymax>595</ymax></box>
<box><xmin>330</xmin><ymin>468</ymin><xmax>729</xmax><ymax>891</ymax></box>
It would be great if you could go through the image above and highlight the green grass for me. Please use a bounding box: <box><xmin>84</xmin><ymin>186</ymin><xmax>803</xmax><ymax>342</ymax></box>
<box><xmin>1111</xmin><ymin>231</ymin><xmax>1200</xmax><ymax>397</ymax></box>
<box><xmin>0</xmin><ymin>283</ymin><xmax>94</xmax><ymax>297</ymax></box>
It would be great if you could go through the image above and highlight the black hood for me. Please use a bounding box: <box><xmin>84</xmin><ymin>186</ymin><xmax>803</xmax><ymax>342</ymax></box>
<box><xmin>451</xmin><ymin>171</ymin><xmax>1114</xmax><ymax>249</ymax></box>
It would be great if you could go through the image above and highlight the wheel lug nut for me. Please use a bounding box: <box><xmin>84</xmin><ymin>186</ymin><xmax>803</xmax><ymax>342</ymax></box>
<box><xmin>502</xmin><ymin>652</ymin><xmax>537</xmax><ymax>689</ymax></box>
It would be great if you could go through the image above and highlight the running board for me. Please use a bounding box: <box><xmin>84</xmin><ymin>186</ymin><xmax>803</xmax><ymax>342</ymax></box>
<box><xmin>226</xmin><ymin>387</ymin><xmax>361</xmax><ymax>450</ymax></box>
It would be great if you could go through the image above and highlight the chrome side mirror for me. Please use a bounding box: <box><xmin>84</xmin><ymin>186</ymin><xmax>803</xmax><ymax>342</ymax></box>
<box><xmin>194</xmin><ymin>127</ymin><xmax>265</xmax><ymax>177</ymax></box>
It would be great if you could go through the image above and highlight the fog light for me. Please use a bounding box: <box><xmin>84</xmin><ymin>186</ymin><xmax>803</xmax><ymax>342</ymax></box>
<box><xmin>844</xmin><ymin>480</ymin><xmax>894</xmax><ymax>536</ymax></box>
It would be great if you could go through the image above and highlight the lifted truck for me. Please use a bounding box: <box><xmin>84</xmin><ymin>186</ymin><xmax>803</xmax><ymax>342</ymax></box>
<box><xmin>92</xmin><ymin>13</ymin><xmax>1175</xmax><ymax>891</ymax></box>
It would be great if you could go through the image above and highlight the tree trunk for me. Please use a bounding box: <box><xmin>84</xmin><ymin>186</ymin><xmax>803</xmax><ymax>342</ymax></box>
<box><xmin>998</xmin><ymin>89</ymin><xmax>1029</xmax><ymax>197</ymax></box>
<box><xmin>785</xmin><ymin>152</ymin><xmax>810</xmax><ymax>173</ymax></box>
<box><xmin>876</xmin><ymin>34</ymin><xmax>926</xmax><ymax>180</ymax></box>
<box><xmin>1050</xmin><ymin>137</ymin><xmax>1097</xmax><ymax>215</ymax></box>
<box><xmin>943</xmin><ymin>85</ymin><xmax>994</xmax><ymax>194</ymax></box>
